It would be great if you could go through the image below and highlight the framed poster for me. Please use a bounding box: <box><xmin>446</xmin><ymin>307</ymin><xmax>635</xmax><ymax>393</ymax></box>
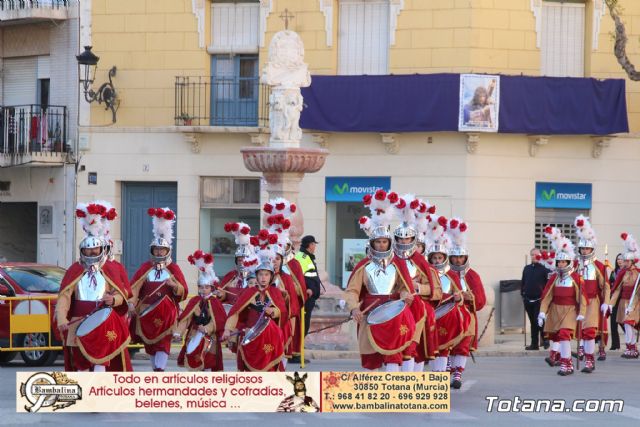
<box><xmin>342</xmin><ymin>238</ymin><xmax>368</xmax><ymax>288</ymax></box>
<box><xmin>458</xmin><ymin>74</ymin><xmax>500</xmax><ymax>132</ymax></box>
<box><xmin>39</xmin><ymin>205</ymin><xmax>53</xmax><ymax>235</ymax></box>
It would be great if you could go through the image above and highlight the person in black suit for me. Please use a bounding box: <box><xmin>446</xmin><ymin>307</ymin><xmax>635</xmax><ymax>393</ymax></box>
<box><xmin>521</xmin><ymin>248</ymin><xmax>550</xmax><ymax>350</ymax></box>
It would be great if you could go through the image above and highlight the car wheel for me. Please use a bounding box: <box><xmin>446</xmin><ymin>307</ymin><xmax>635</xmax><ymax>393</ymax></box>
<box><xmin>18</xmin><ymin>333</ymin><xmax>56</xmax><ymax>366</ymax></box>
<box><xmin>0</xmin><ymin>351</ymin><xmax>17</xmax><ymax>365</ymax></box>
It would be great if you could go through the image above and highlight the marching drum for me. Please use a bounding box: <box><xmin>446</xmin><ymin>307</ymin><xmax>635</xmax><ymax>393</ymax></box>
<box><xmin>434</xmin><ymin>301</ymin><xmax>456</xmax><ymax>320</ymax></box>
<box><xmin>239</xmin><ymin>316</ymin><xmax>284</xmax><ymax>371</ymax></box>
<box><xmin>365</xmin><ymin>299</ymin><xmax>416</xmax><ymax>355</ymax></box>
<box><xmin>137</xmin><ymin>295</ymin><xmax>178</xmax><ymax>343</ymax></box>
<box><xmin>185</xmin><ymin>331</ymin><xmax>212</xmax><ymax>370</ymax></box>
<box><xmin>76</xmin><ymin>307</ymin><xmax>130</xmax><ymax>364</ymax></box>
<box><xmin>367</xmin><ymin>300</ymin><xmax>407</xmax><ymax>325</ymax></box>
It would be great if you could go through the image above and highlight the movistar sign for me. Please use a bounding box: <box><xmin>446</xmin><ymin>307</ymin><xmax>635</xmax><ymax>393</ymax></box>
<box><xmin>325</xmin><ymin>177</ymin><xmax>391</xmax><ymax>202</ymax></box>
<box><xmin>535</xmin><ymin>182</ymin><xmax>592</xmax><ymax>209</ymax></box>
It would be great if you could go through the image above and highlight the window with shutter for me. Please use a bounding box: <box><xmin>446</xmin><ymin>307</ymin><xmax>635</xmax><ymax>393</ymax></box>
<box><xmin>210</xmin><ymin>2</ymin><xmax>260</xmax><ymax>53</ymax></box>
<box><xmin>541</xmin><ymin>1</ymin><xmax>585</xmax><ymax>77</ymax></box>
<box><xmin>338</xmin><ymin>0</ymin><xmax>390</xmax><ymax>75</ymax></box>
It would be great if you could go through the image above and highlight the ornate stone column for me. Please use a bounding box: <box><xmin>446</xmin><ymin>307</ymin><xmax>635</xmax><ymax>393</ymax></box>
<box><xmin>241</xmin><ymin>29</ymin><xmax>328</xmax><ymax>247</ymax></box>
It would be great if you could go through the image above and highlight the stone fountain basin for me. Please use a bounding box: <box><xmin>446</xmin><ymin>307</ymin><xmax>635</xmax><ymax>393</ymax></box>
<box><xmin>241</xmin><ymin>146</ymin><xmax>329</xmax><ymax>173</ymax></box>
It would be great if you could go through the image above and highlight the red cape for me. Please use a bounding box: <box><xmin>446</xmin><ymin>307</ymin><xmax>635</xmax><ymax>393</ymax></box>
<box><xmin>410</xmin><ymin>251</ymin><xmax>437</xmax><ymax>296</ymax></box>
<box><xmin>278</xmin><ymin>272</ymin><xmax>300</xmax><ymax>319</ymax></box>
<box><xmin>180</xmin><ymin>295</ymin><xmax>227</xmax><ymax>333</ymax></box>
<box><xmin>541</xmin><ymin>271</ymin><xmax>583</xmax><ymax>301</ymax></box>
<box><xmin>286</xmin><ymin>259</ymin><xmax>307</xmax><ymax>302</ymax></box>
<box><xmin>228</xmin><ymin>286</ymin><xmax>288</xmax><ymax>328</ymax></box>
<box><xmin>611</xmin><ymin>266</ymin><xmax>633</xmax><ymax>293</ymax></box>
<box><xmin>131</xmin><ymin>260</ymin><xmax>188</xmax><ymax>300</ymax></box>
<box><xmin>461</xmin><ymin>268</ymin><xmax>486</xmax><ymax>311</ymax></box>
<box><xmin>346</xmin><ymin>255</ymin><xmax>415</xmax><ymax>300</ymax></box>
<box><xmin>219</xmin><ymin>270</ymin><xmax>239</xmax><ymax>288</ymax></box>
<box><xmin>60</xmin><ymin>262</ymin><xmax>130</xmax><ymax>300</ymax></box>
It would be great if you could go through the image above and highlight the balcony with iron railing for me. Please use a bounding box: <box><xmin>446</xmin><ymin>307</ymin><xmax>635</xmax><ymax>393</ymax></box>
<box><xmin>175</xmin><ymin>76</ymin><xmax>270</xmax><ymax>129</ymax></box>
<box><xmin>0</xmin><ymin>0</ymin><xmax>70</xmax><ymax>24</ymax></box>
<box><xmin>0</xmin><ymin>105</ymin><xmax>69</xmax><ymax>167</ymax></box>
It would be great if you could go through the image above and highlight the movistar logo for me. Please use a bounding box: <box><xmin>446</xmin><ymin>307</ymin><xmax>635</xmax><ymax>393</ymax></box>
<box><xmin>333</xmin><ymin>183</ymin><xmax>349</xmax><ymax>195</ymax></box>
<box><xmin>541</xmin><ymin>189</ymin><xmax>556</xmax><ymax>201</ymax></box>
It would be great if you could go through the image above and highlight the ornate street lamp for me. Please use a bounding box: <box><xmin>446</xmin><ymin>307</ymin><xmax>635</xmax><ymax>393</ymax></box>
<box><xmin>76</xmin><ymin>46</ymin><xmax>119</xmax><ymax>123</ymax></box>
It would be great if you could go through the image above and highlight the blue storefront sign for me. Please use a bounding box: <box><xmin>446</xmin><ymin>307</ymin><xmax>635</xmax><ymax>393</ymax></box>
<box><xmin>535</xmin><ymin>182</ymin><xmax>592</xmax><ymax>209</ymax></box>
<box><xmin>325</xmin><ymin>177</ymin><xmax>391</xmax><ymax>202</ymax></box>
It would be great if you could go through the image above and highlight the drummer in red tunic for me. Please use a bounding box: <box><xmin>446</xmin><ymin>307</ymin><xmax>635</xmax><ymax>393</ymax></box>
<box><xmin>263</xmin><ymin>198</ymin><xmax>308</xmax><ymax>365</ymax></box>
<box><xmin>425</xmin><ymin>215</ymin><xmax>473</xmax><ymax>374</ymax></box>
<box><xmin>344</xmin><ymin>190</ymin><xmax>417</xmax><ymax>372</ymax></box>
<box><xmin>222</xmin><ymin>249</ymin><xmax>288</xmax><ymax>371</ymax></box>
<box><xmin>56</xmin><ymin>202</ymin><xmax>131</xmax><ymax>372</ymax></box>
<box><xmin>175</xmin><ymin>250</ymin><xmax>227</xmax><ymax>371</ymax></box>
<box><xmin>538</xmin><ymin>226</ymin><xmax>587</xmax><ymax>376</ymax></box>
<box><xmin>130</xmin><ymin>207</ymin><xmax>188</xmax><ymax>372</ymax></box>
<box><xmin>390</xmin><ymin>194</ymin><xmax>432</xmax><ymax>372</ymax></box>
<box><xmin>410</xmin><ymin>199</ymin><xmax>442</xmax><ymax>371</ymax></box>
<box><xmin>218</xmin><ymin>222</ymin><xmax>254</xmax><ymax>306</ymax></box>
<box><xmin>96</xmin><ymin>201</ymin><xmax>134</xmax><ymax>372</ymax></box>
<box><xmin>448</xmin><ymin>218</ymin><xmax>486</xmax><ymax>389</ymax></box>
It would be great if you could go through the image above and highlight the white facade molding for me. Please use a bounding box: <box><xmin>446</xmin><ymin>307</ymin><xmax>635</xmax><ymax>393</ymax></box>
<box><xmin>389</xmin><ymin>0</ymin><xmax>405</xmax><ymax>46</ymax></box>
<box><xmin>592</xmin><ymin>0</ymin><xmax>607</xmax><ymax>50</ymax></box>
<box><xmin>312</xmin><ymin>132</ymin><xmax>330</xmax><ymax>148</ymax></box>
<box><xmin>259</xmin><ymin>0</ymin><xmax>274</xmax><ymax>47</ymax></box>
<box><xmin>318</xmin><ymin>0</ymin><xmax>334</xmax><ymax>46</ymax></box>
<box><xmin>591</xmin><ymin>135</ymin><xmax>612</xmax><ymax>158</ymax></box>
<box><xmin>466</xmin><ymin>133</ymin><xmax>480</xmax><ymax>154</ymax></box>
<box><xmin>249</xmin><ymin>132</ymin><xmax>269</xmax><ymax>146</ymax></box>
<box><xmin>381</xmin><ymin>133</ymin><xmax>399</xmax><ymax>154</ymax></box>
<box><xmin>191</xmin><ymin>0</ymin><xmax>206</xmax><ymax>48</ymax></box>
<box><xmin>528</xmin><ymin>135</ymin><xmax>549</xmax><ymax>157</ymax></box>
<box><xmin>184</xmin><ymin>132</ymin><xmax>201</xmax><ymax>153</ymax></box>
<box><xmin>531</xmin><ymin>0</ymin><xmax>542</xmax><ymax>48</ymax></box>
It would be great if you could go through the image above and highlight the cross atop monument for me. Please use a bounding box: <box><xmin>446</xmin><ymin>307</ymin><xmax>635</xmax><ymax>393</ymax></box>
<box><xmin>279</xmin><ymin>8</ymin><xmax>294</xmax><ymax>30</ymax></box>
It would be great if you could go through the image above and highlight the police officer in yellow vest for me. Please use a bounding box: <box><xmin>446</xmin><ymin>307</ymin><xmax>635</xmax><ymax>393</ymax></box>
<box><xmin>295</xmin><ymin>236</ymin><xmax>324</xmax><ymax>337</ymax></box>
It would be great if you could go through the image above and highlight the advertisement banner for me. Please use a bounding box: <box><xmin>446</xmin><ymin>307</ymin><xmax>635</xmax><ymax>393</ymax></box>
<box><xmin>325</xmin><ymin>177</ymin><xmax>391</xmax><ymax>203</ymax></box>
<box><xmin>342</xmin><ymin>239</ymin><xmax>368</xmax><ymax>288</ymax></box>
<box><xmin>17</xmin><ymin>371</ymin><xmax>449</xmax><ymax>414</ymax></box>
<box><xmin>535</xmin><ymin>182</ymin><xmax>592</xmax><ymax>209</ymax></box>
<box><xmin>458</xmin><ymin>74</ymin><xmax>500</xmax><ymax>132</ymax></box>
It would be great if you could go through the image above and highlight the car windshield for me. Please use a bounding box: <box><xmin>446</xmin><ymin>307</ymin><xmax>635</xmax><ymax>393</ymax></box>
<box><xmin>3</xmin><ymin>266</ymin><xmax>65</xmax><ymax>293</ymax></box>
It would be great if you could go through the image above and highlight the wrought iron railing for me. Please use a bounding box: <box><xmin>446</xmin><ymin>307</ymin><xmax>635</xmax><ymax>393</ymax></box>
<box><xmin>0</xmin><ymin>105</ymin><xmax>68</xmax><ymax>155</ymax></box>
<box><xmin>0</xmin><ymin>0</ymin><xmax>69</xmax><ymax>10</ymax></box>
<box><xmin>175</xmin><ymin>76</ymin><xmax>270</xmax><ymax>127</ymax></box>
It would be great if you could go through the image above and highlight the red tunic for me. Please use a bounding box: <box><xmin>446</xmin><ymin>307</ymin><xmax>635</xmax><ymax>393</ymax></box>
<box><xmin>130</xmin><ymin>261</ymin><xmax>188</xmax><ymax>355</ymax></box>
<box><xmin>219</xmin><ymin>270</ymin><xmax>246</xmax><ymax>306</ymax></box>
<box><xmin>275</xmin><ymin>271</ymin><xmax>300</xmax><ymax>357</ymax></box>
<box><xmin>177</xmin><ymin>295</ymin><xmax>227</xmax><ymax>371</ymax></box>
<box><xmin>105</xmin><ymin>259</ymin><xmax>133</xmax><ymax>372</ymax></box>
<box><xmin>410</xmin><ymin>252</ymin><xmax>439</xmax><ymax>362</ymax></box>
<box><xmin>59</xmin><ymin>262</ymin><xmax>131</xmax><ymax>371</ymax></box>
<box><xmin>227</xmin><ymin>286</ymin><xmax>288</xmax><ymax>371</ymax></box>
<box><xmin>451</xmin><ymin>268</ymin><xmax>486</xmax><ymax>351</ymax></box>
<box><xmin>285</xmin><ymin>259</ymin><xmax>307</xmax><ymax>356</ymax></box>
<box><xmin>435</xmin><ymin>269</ymin><xmax>472</xmax><ymax>354</ymax></box>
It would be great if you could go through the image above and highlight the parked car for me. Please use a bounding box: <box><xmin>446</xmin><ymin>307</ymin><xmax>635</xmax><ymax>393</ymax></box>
<box><xmin>0</xmin><ymin>262</ymin><xmax>65</xmax><ymax>366</ymax></box>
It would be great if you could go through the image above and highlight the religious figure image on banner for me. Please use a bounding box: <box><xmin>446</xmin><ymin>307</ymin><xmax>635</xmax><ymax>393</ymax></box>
<box><xmin>459</xmin><ymin>74</ymin><xmax>500</xmax><ymax>132</ymax></box>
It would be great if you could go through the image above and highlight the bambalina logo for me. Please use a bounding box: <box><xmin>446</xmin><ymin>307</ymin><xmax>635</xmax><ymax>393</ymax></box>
<box><xmin>20</xmin><ymin>372</ymin><xmax>82</xmax><ymax>412</ymax></box>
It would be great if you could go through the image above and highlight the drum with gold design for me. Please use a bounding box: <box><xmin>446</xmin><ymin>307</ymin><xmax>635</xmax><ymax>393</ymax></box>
<box><xmin>136</xmin><ymin>295</ymin><xmax>178</xmax><ymax>344</ymax></box>
<box><xmin>239</xmin><ymin>316</ymin><xmax>284</xmax><ymax>371</ymax></box>
<box><xmin>76</xmin><ymin>307</ymin><xmax>130</xmax><ymax>364</ymax></box>
<box><xmin>366</xmin><ymin>300</ymin><xmax>416</xmax><ymax>355</ymax></box>
<box><xmin>185</xmin><ymin>331</ymin><xmax>212</xmax><ymax>370</ymax></box>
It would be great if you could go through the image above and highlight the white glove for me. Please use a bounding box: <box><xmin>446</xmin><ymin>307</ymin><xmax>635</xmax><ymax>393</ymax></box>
<box><xmin>537</xmin><ymin>312</ymin><xmax>546</xmax><ymax>327</ymax></box>
<box><xmin>601</xmin><ymin>303</ymin><xmax>609</xmax><ymax>314</ymax></box>
<box><xmin>576</xmin><ymin>314</ymin><xmax>585</xmax><ymax>322</ymax></box>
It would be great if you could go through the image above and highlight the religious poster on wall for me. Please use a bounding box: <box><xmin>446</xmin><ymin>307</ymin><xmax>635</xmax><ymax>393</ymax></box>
<box><xmin>458</xmin><ymin>74</ymin><xmax>500</xmax><ymax>132</ymax></box>
<box><xmin>342</xmin><ymin>239</ymin><xmax>368</xmax><ymax>288</ymax></box>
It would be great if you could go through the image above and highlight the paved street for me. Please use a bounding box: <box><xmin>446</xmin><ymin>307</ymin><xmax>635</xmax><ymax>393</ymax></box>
<box><xmin>1</xmin><ymin>355</ymin><xmax>639</xmax><ymax>426</ymax></box>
